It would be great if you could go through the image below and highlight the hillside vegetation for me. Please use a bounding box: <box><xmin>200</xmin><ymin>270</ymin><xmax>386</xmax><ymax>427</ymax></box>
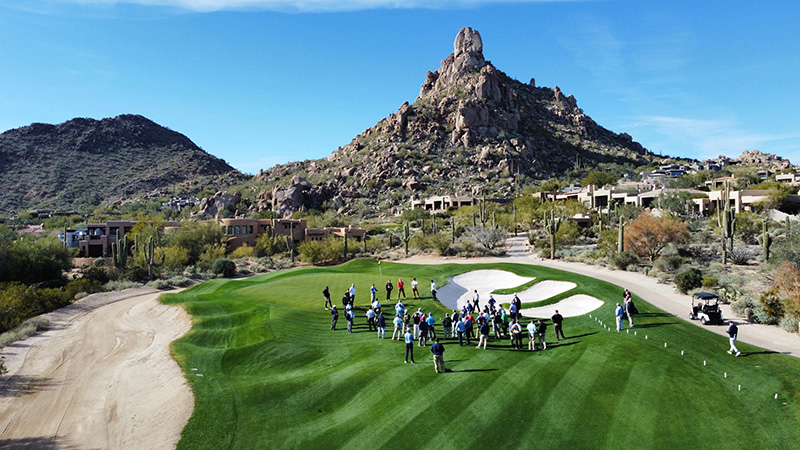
<box><xmin>0</xmin><ymin>114</ymin><xmax>244</xmax><ymax>212</ymax></box>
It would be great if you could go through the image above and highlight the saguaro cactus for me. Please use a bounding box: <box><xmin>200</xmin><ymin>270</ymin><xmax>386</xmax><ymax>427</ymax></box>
<box><xmin>617</xmin><ymin>216</ymin><xmax>626</xmax><ymax>254</ymax></box>
<box><xmin>143</xmin><ymin>236</ymin><xmax>165</xmax><ymax>281</ymax></box>
<box><xmin>111</xmin><ymin>230</ymin><xmax>128</xmax><ymax>272</ymax></box>
<box><xmin>758</xmin><ymin>218</ymin><xmax>773</xmax><ymax>262</ymax></box>
<box><xmin>451</xmin><ymin>218</ymin><xmax>457</xmax><ymax>244</ymax></box>
<box><xmin>544</xmin><ymin>210</ymin><xmax>562</xmax><ymax>259</ymax></box>
<box><xmin>402</xmin><ymin>221</ymin><xmax>411</xmax><ymax>257</ymax></box>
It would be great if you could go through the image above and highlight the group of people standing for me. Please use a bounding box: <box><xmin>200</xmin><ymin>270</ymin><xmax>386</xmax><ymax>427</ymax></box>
<box><xmin>324</xmin><ymin>283</ymin><xmax>570</xmax><ymax>373</ymax></box>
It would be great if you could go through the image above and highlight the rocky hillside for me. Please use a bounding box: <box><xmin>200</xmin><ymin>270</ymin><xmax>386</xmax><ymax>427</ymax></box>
<box><xmin>254</xmin><ymin>27</ymin><xmax>656</xmax><ymax>218</ymax></box>
<box><xmin>0</xmin><ymin>114</ymin><xmax>244</xmax><ymax>212</ymax></box>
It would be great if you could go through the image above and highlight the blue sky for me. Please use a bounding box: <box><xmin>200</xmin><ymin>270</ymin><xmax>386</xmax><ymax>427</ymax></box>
<box><xmin>1</xmin><ymin>1</ymin><xmax>798</xmax><ymax>174</ymax></box>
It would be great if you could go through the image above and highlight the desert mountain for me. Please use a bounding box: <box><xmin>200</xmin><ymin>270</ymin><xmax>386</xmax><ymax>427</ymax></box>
<box><xmin>254</xmin><ymin>27</ymin><xmax>656</xmax><ymax>218</ymax></box>
<box><xmin>0</xmin><ymin>114</ymin><xmax>243</xmax><ymax>212</ymax></box>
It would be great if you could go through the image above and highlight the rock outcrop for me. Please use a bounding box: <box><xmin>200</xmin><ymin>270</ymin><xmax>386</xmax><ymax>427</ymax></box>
<box><xmin>253</xmin><ymin>27</ymin><xmax>657</xmax><ymax>218</ymax></box>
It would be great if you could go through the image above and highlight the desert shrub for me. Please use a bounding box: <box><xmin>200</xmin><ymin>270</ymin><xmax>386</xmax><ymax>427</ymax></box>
<box><xmin>106</xmin><ymin>280</ymin><xmax>142</xmax><ymax>291</ymax></box>
<box><xmin>165</xmin><ymin>276</ymin><xmax>192</xmax><ymax>287</ymax></box>
<box><xmin>701</xmin><ymin>275</ymin><xmax>719</xmax><ymax>288</ymax></box>
<box><xmin>297</xmin><ymin>238</ymin><xmax>345</xmax><ymax>265</ymax></box>
<box><xmin>654</xmin><ymin>255</ymin><xmax>687</xmax><ymax>274</ymax></box>
<box><xmin>674</xmin><ymin>267</ymin><xmax>703</xmax><ymax>294</ymax></box>
<box><xmin>0</xmin><ymin>283</ymin><xmax>72</xmax><ymax>332</ymax></box>
<box><xmin>146</xmin><ymin>279</ymin><xmax>171</xmax><ymax>289</ymax></box>
<box><xmin>758</xmin><ymin>288</ymin><xmax>784</xmax><ymax>324</ymax></box>
<box><xmin>595</xmin><ymin>229</ymin><xmax>618</xmax><ymax>256</ymax></box>
<box><xmin>0</xmin><ymin>234</ymin><xmax>73</xmax><ymax>284</ymax></box>
<box><xmin>197</xmin><ymin>245</ymin><xmax>226</xmax><ymax>272</ymax></box>
<box><xmin>612</xmin><ymin>251</ymin><xmax>639</xmax><ymax>270</ymax></box>
<box><xmin>256</xmin><ymin>235</ymin><xmax>287</xmax><ymax>258</ymax></box>
<box><xmin>0</xmin><ymin>317</ymin><xmax>50</xmax><ymax>348</ymax></box>
<box><xmin>728</xmin><ymin>247</ymin><xmax>752</xmax><ymax>265</ymax></box>
<box><xmin>163</xmin><ymin>246</ymin><xmax>190</xmax><ymax>272</ymax></box>
<box><xmin>211</xmin><ymin>258</ymin><xmax>236</xmax><ymax>278</ymax></box>
<box><xmin>556</xmin><ymin>220</ymin><xmax>581</xmax><ymax>246</ymax></box>
<box><xmin>230</xmin><ymin>244</ymin><xmax>256</xmax><ymax>259</ymax></box>
<box><xmin>167</xmin><ymin>221</ymin><xmax>224</xmax><ymax>265</ymax></box>
<box><xmin>779</xmin><ymin>316</ymin><xmax>799</xmax><ymax>333</ymax></box>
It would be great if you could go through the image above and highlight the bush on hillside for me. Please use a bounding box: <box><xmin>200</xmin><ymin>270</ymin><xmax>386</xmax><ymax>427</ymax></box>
<box><xmin>674</xmin><ymin>267</ymin><xmax>703</xmax><ymax>294</ymax></box>
<box><xmin>211</xmin><ymin>258</ymin><xmax>236</xmax><ymax>278</ymax></box>
<box><xmin>612</xmin><ymin>251</ymin><xmax>639</xmax><ymax>270</ymax></box>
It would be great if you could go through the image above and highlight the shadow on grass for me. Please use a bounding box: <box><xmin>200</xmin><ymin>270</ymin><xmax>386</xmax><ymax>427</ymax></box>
<box><xmin>562</xmin><ymin>332</ymin><xmax>598</xmax><ymax>339</ymax></box>
<box><xmin>633</xmin><ymin>322</ymin><xmax>679</xmax><ymax>329</ymax></box>
<box><xmin>446</xmin><ymin>368</ymin><xmax>499</xmax><ymax>373</ymax></box>
<box><xmin>740</xmin><ymin>351</ymin><xmax>780</xmax><ymax>357</ymax></box>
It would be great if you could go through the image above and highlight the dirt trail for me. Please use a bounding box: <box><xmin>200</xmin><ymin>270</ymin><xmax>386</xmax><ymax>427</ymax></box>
<box><xmin>404</xmin><ymin>234</ymin><xmax>800</xmax><ymax>358</ymax></box>
<box><xmin>0</xmin><ymin>288</ymin><xmax>193</xmax><ymax>449</ymax></box>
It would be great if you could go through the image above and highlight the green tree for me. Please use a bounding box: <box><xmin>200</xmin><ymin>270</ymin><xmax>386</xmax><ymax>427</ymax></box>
<box><xmin>581</xmin><ymin>171</ymin><xmax>617</xmax><ymax>188</ymax></box>
<box><xmin>168</xmin><ymin>221</ymin><xmax>224</xmax><ymax>265</ymax></box>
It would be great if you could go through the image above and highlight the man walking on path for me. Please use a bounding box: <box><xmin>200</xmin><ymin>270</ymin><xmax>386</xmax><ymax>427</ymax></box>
<box><xmin>551</xmin><ymin>310</ymin><xmax>566</xmax><ymax>340</ymax></box>
<box><xmin>397</xmin><ymin>278</ymin><xmax>406</xmax><ymax>299</ymax></box>
<box><xmin>615</xmin><ymin>303</ymin><xmax>624</xmax><ymax>331</ymax></box>
<box><xmin>727</xmin><ymin>321</ymin><xmax>741</xmax><ymax>356</ymax></box>
<box><xmin>376</xmin><ymin>312</ymin><xmax>386</xmax><ymax>339</ymax></box>
<box><xmin>430</xmin><ymin>280</ymin><xmax>438</xmax><ymax>301</ymax></box>
<box><xmin>430</xmin><ymin>338</ymin><xmax>445</xmax><ymax>373</ymax></box>
<box><xmin>331</xmin><ymin>305</ymin><xmax>338</xmax><ymax>330</ymax></box>
<box><xmin>527</xmin><ymin>320</ymin><xmax>538</xmax><ymax>350</ymax></box>
<box><xmin>404</xmin><ymin>329</ymin><xmax>416</xmax><ymax>363</ymax></box>
<box><xmin>323</xmin><ymin>286</ymin><xmax>331</xmax><ymax>310</ymax></box>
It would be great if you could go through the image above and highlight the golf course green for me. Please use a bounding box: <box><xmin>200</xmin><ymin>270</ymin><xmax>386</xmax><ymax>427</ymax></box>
<box><xmin>163</xmin><ymin>260</ymin><xmax>800</xmax><ymax>449</ymax></box>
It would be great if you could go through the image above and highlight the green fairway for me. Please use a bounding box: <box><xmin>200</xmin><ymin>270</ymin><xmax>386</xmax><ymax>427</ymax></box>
<box><xmin>163</xmin><ymin>259</ymin><xmax>800</xmax><ymax>449</ymax></box>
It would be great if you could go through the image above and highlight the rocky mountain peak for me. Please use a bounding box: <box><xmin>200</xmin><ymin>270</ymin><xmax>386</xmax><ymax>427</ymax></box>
<box><xmin>420</xmin><ymin>27</ymin><xmax>491</xmax><ymax>97</ymax></box>
<box><xmin>255</xmin><ymin>27</ymin><xmax>654</xmax><ymax>219</ymax></box>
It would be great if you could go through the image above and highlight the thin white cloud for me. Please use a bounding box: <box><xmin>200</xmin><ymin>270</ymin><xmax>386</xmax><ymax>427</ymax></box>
<box><xmin>59</xmin><ymin>0</ymin><xmax>576</xmax><ymax>13</ymax></box>
<box><xmin>637</xmin><ymin>115</ymin><xmax>800</xmax><ymax>161</ymax></box>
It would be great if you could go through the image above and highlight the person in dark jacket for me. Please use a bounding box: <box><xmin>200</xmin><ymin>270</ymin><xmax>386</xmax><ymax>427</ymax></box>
<box><xmin>476</xmin><ymin>321</ymin><xmax>490</xmax><ymax>349</ymax></box>
<box><xmin>430</xmin><ymin>338</ymin><xmax>445</xmax><ymax>373</ymax></box>
<box><xmin>551</xmin><ymin>310</ymin><xmax>566</xmax><ymax>340</ymax></box>
<box><xmin>323</xmin><ymin>286</ymin><xmax>331</xmax><ymax>310</ymax></box>
<box><xmin>536</xmin><ymin>319</ymin><xmax>547</xmax><ymax>350</ymax></box>
<box><xmin>376</xmin><ymin>312</ymin><xmax>386</xmax><ymax>339</ymax></box>
<box><xmin>330</xmin><ymin>305</ymin><xmax>338</xmax><ymax>330</ymax></box>
<box><xmin>726</xmin><ymin>321</ymin><xmax>740</xmax><ymax>356</ymax></box>
<box><xmin>385</xmin><ymin>280</ymin><xmax>394</xmax><ymax>301</ymax></box>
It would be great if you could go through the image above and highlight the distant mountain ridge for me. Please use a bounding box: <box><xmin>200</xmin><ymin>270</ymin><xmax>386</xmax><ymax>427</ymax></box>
<box><xmin>0</xmin><ymin>114</ymin><xmax>242</xmax><ymax>212</ymax></box>
<box><xmin>254</xmin><ymin>27</ymin><xmax>659</xmax><ymax>218</ymax></box>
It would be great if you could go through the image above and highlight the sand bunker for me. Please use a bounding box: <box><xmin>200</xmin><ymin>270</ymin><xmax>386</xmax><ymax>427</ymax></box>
<box><xmin>520</xmin><ymin>294</ymin><xmax>604</xmax><ymax>318</ymax></box>
<box><xmin>437</xmin><ymin>270</ymin><xmax>576</xmax><ymax>310</ymax></box>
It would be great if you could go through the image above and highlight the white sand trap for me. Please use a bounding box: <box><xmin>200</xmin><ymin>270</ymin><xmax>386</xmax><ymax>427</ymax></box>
<box><xmin>437</xmin><ymin>270</ymin><xmax>576</xmax><ymax>311</ymax></box>
<box><xmin>520</xmin><ymin>294</ymin><xmax>604</xmax><ymax>318</ymax></box>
